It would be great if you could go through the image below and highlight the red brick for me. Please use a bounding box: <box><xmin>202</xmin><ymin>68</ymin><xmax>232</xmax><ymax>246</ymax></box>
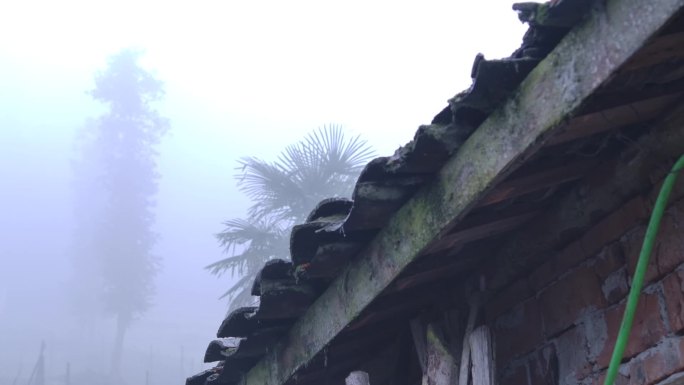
<box><xmin>557</xmin><ymin>239</ymin><xmax>591</xmax><ymax>272</ymax></box>
<box><xmin>647</xmin><ymin>177</ymin><xmax>684</xmax><ymax>211</ymax></box>
<box><xmin>593</xmin><ymin>243</ymin><xmax>629</xmax><ymax>304</ymax></box>
<box><xmin>496</xmin><ymin>298</ymin><xmax>544</xmax><ymax>365</ymax></box>
<box><xmin>652</xmin><ymin>207</ymin><xmax>684</xmax><ymax>277</ymax></box>
<box><xmin>584</xmin><ymin>312</ymin><xmax>609</xmax><ymax>363</ymax></box>
<box><xmin>594</xmin><ymin>371</ymin><xmax>629</xmax><ymax>385</ymax></box>
<box><xmin>499</xmin><ymin>361</ymin><xmax>528</xmax><ymax>385</ymax></box>
<box><xmin>593</xmin><ymin>242</ymin><xmax>626</xmax><ymax>280</ymax></box>
<box><xmin>623</xmin><ymin>225</ymin><xmax>659</xmax><ymax>284</ymax></box>
<box><xmin>555</xmin><ymin>326</ymin><xmax>593</xmax><ymax>383</ymax></box>
<box><xmin>529</xmin><ymin>259</ymin><xmax>557</xmax><ymax>292</ymax></box>
<box><xmin>486</xmin><ymin>279</ymin><xmax>532</xmax><ymax>323</ymax></box>
<box><xmin>597</xmin><ymin>292</ymin><xmax>667</xmax><ymax>368</ymax></box>
<box><xmin>662</xmin><ymin>270</ymin><xmax>684</xmax><ymax>333</ymax></box>
<box><xmin>529</xmin><ymin>241</ymin><xmax>591</xmax><ymax>292</ymax></box>
<box><xmin>540</xmin><ymin>266</ymin><xmax>606</xmax><ymax>336</ymax></box>
<box><xmin>581</xmin><ymin>197</ymin><xmax>649</xmax><ymax>258</ymax></box>
<box><xmin>601</xmin><ymin>268</ymin><xmax>629</xmax><ymax>305</ymax></box>
<box><xmin>629</xmin><ymin>337</ymin><xmax>684</xmax><ymax>385</ymax></box>
<box><xmin>529</xmin><ymin>344</ymin><xmax>558</xmax><ymax>385</ymax></box>
<box><xmin>623</xmin><ymin>197</ymin><xmax>684</xmax><ymax>285</ymax></box>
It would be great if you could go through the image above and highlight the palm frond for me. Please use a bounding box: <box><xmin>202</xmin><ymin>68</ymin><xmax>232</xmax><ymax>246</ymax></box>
<box><xmin>235</xmin><ymin>158</ymin><xmax>305</xmax><ymax>221</ymax></box>
<box><xmin>218</xmin><ymin>274</ymin><xmax>253</xmax><ymax>300</ymax></box>
<box><xmin>212</xmin><ymin>217</ymin><xmax>289</xmax><ymax>277</ymax></box>
<box><xmin>211</xmin><ymin>124</ymin><xmax>375</xmax><ymax>310</ymax></box>
<box><xmin>235</xmin><ymin>125</ymin><xmax>375</xmax><ymax>222</ymax></box>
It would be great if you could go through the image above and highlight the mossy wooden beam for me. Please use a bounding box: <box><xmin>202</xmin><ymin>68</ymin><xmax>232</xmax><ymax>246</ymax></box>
<box><xmin>244</xmin><ymin>1</ymin><xmax>684</xmax><ymax>385</ymax></box>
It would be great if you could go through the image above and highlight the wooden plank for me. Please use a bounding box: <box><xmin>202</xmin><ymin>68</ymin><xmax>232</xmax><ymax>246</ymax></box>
<box><xmin>477</xmin><ymin>160</ymin><xmax>596</xmax><ymax>207</ymax></box>
<box><xmin>422</xmin><ymin>211</ymin><xmax>538</xmax><ymax>255</ymax></box>
<box><xmin>411</xmin><ymin>318</ymin><xmax>460</xmax><ymax>385</ymax></box>
<box><xmin>425</xmin><ymin>323</ymin><xmax>459</xmax><ymax>385</ymax></box>
<box><xmin>622</xmin><ymin>31</ymin><xmax>684</xmax><ymax>71</ymax></box>
<box><xmin>346</xmin><ymin>371</ymin><xmax>370</xmax><ymax>385</ymax></box>
<box><xmin>346</xmin><ymin>290</ymin><xmax>429</xmax><ymax>332</ymax></box>
<box><xmin>409</xmin><ymin>318</ymin><xmax>428</xmax><ymax>373</ymax></box>
<box><xmin>243</xmin><ymin>2</ymin><xmax>684</xmax><ymax>385</ymax></box>
<box><xmin>458</xmin><ymin>300</ymin><xmax>479</xmax><ymax>385</ymax></box>
<box><xmin>390</xmin><ymin>258</ymin><xmax>473</xmax><ymax>293</ymax></box>
<box><xmin>469</xmin><ymin>326</ymin><xmax>495</xmax><ymax>385</ymax></box>
<box><xmin>545</xmin><ymin>93</ymin><xmax>681</xmax><ymax>146</ymax></box>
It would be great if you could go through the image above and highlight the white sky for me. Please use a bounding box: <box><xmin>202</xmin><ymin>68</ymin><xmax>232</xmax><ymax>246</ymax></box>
<box><xmin>0</xmin><ymin>0</ymin><xmax>530</xmax><ymax>382</ymax></box>
<box><xmin>1</xmin><ymin>0</ymin><xmax>528</xmax><ymax>153</ymax></box>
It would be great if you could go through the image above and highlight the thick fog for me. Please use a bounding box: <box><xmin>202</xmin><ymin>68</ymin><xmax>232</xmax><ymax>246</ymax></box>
<box><xmin>0</xmin><ymin>1</ymin><xmax>526</xmax><ymax>384</ymax></box>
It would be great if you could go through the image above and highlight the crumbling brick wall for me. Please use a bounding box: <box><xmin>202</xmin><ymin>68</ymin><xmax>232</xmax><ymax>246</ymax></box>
<box><xmin>485</xmin><ymin>184</ymin><xmax>684</xmax><ymax>385</ymax></box>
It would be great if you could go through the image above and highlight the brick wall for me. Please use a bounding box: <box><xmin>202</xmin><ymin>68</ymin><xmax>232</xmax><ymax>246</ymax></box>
<box><xmin>486</xmin><ymin>184</ymin><xmax>684</xmax><ymax>385</ymax></box>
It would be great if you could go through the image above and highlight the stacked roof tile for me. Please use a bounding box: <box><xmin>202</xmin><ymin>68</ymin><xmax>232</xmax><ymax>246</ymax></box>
<box><xmin>185</xmin><ymin>1</ymin><xmax>646</xmax><ymax>384</ymax></box>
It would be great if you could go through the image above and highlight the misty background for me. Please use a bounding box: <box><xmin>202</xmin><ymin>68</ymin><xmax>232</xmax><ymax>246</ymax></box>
<box><xmin>0</xmin><ymin>1</ymin><xmax>526</xmax><ymax>384</ymax></box>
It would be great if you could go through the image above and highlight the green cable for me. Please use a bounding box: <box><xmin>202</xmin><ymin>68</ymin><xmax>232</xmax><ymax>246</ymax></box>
<box><xmin>604</xmin><ymin>154</ymin><xmax>684</xmax><ymax>385</ymax></box>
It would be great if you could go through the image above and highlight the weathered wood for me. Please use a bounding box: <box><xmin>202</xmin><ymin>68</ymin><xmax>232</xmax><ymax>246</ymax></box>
<box><xmin>345</xmin><ymin>372</ymin><xmax>370</xmax><ymax>385</ymax></box>
<box><xmin>389</xmin><ymin>255</ymin><xmax>476</xmax><ymax>293</ymax></box>
<box><xmin>424</xmin><ymin>323</ymin><xmax>458</xmax><ymax>385</ymax></box>
<box><xmin>347</xmin><ymin>288</ymin><xmax>435</xmax><ymax>332</ymax></box>
<box><xmin>458</xmin><ymin>300</ymin><xmax>479</xmax><ymax>385</ymax></box>
<box><xmin>476</xmin><ymin>160</ymin><xmax>596</xmax><ymax>206</ymax></box>
<box><xmin>410</xmin><ymin>318</ymin><xmax>428</xmax><ymax>373</ymax></box>
<box><xmin>469</xmin><ymin>326</ymin><xmax>495</xmax><ymax>385</ymax></box>
<box><xmin>580</xmin><ymin>81</ymin><xmax>684</xmax><ymax>115</ymax></box>
<box><xmin>545</xmin><ymin>93</ymin><xmax>681</xmax><ymax>146</ymax></box>
<box><xmin>422</xmin><ymin>211</ymin><xmax>538</xmax><ymax>255</ymax></box>
<box><xmin>243</xmin><ymin>2</ymin><xmax>684</xmax><ymax>385</ymax></box>
<box><xmin>623</xmin><ymin>31</ymin><xmax>684</xmax><ymax>70</ymax></box>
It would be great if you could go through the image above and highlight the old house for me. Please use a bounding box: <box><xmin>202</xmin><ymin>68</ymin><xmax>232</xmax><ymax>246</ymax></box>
<box><xmin>187</xmin><ymin>0</ymin><xmax>684</xmax><ymax>384</ymax></box>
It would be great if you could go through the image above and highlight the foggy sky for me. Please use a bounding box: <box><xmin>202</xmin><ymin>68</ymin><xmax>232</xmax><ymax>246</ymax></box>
<box><xmin>0</xmin><ymin>1</ymin><xmax>527</xmax><ymax>384</ymax></box>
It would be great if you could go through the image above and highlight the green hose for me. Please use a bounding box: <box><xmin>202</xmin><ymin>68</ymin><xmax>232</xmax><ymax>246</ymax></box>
<box><xmin>604</xmin><ymin>154</ymin><xmax>684</xmax><ymax>385</ymax></box>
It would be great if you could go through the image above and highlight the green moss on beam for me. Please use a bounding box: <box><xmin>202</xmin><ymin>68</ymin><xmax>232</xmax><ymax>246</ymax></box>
<box><xmin>245</xmin><ymin>0</ymin><xmax>684</xmax><ymax>384</ymax></box>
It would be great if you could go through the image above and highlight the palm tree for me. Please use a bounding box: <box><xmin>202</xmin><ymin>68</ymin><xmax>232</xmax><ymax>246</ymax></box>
<box><xmin>207</xmin><ymin>125</ymin><xmax>374</xmax><ymax>309</ymax></box>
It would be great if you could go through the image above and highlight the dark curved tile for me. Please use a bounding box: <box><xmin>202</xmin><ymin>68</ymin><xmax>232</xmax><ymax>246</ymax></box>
<box><xmin>305</xmin><ymin>197</ymin><xmax>353</xmax><ymax>223</ymax></box>
<box><xmin>251</xmin><ymin>259</ymin><xmax>293</xmax><ymax>296</ymax></box>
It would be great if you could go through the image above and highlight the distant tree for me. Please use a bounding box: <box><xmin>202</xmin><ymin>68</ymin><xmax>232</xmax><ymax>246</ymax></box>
<box><xmin>69</xmin><ymin>48</ymin><xmax>169</xmax><ymax>380</ymax></box>
<box><xmin>207</xmin><ymin>125</ymin><xmax>374</xmax><ymax>309</ymax></box>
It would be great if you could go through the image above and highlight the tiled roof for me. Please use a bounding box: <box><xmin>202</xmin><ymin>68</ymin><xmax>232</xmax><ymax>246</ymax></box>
<box><xmin>187</xmin><ymin>1</ymin><xmax>684</xmax><ymax>384</ymax></box>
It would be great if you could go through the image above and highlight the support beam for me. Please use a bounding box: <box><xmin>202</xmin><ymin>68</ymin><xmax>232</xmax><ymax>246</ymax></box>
<box><xmin>411</xmin><ymin>318</ymin><xmax>460</xmax><ymax>385</ymax></box>
<box><xmin>244</xmin><ymin>2</ymin><xmax>684</xmax><ymax>385</ymax></box>
<box><xmin>424</xmin><ymin>324</ymin><xmax>459</xmax><ymax>385</ymax></box>
<box><xmin>345</xmin><ymin>371</ymin><xmax>370</xmax><ymax>385</ymax></box>
<box><xmin>469</xmin><ymin>326</ymin><xmax>495</xmax><ymax>385</ymax></box>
